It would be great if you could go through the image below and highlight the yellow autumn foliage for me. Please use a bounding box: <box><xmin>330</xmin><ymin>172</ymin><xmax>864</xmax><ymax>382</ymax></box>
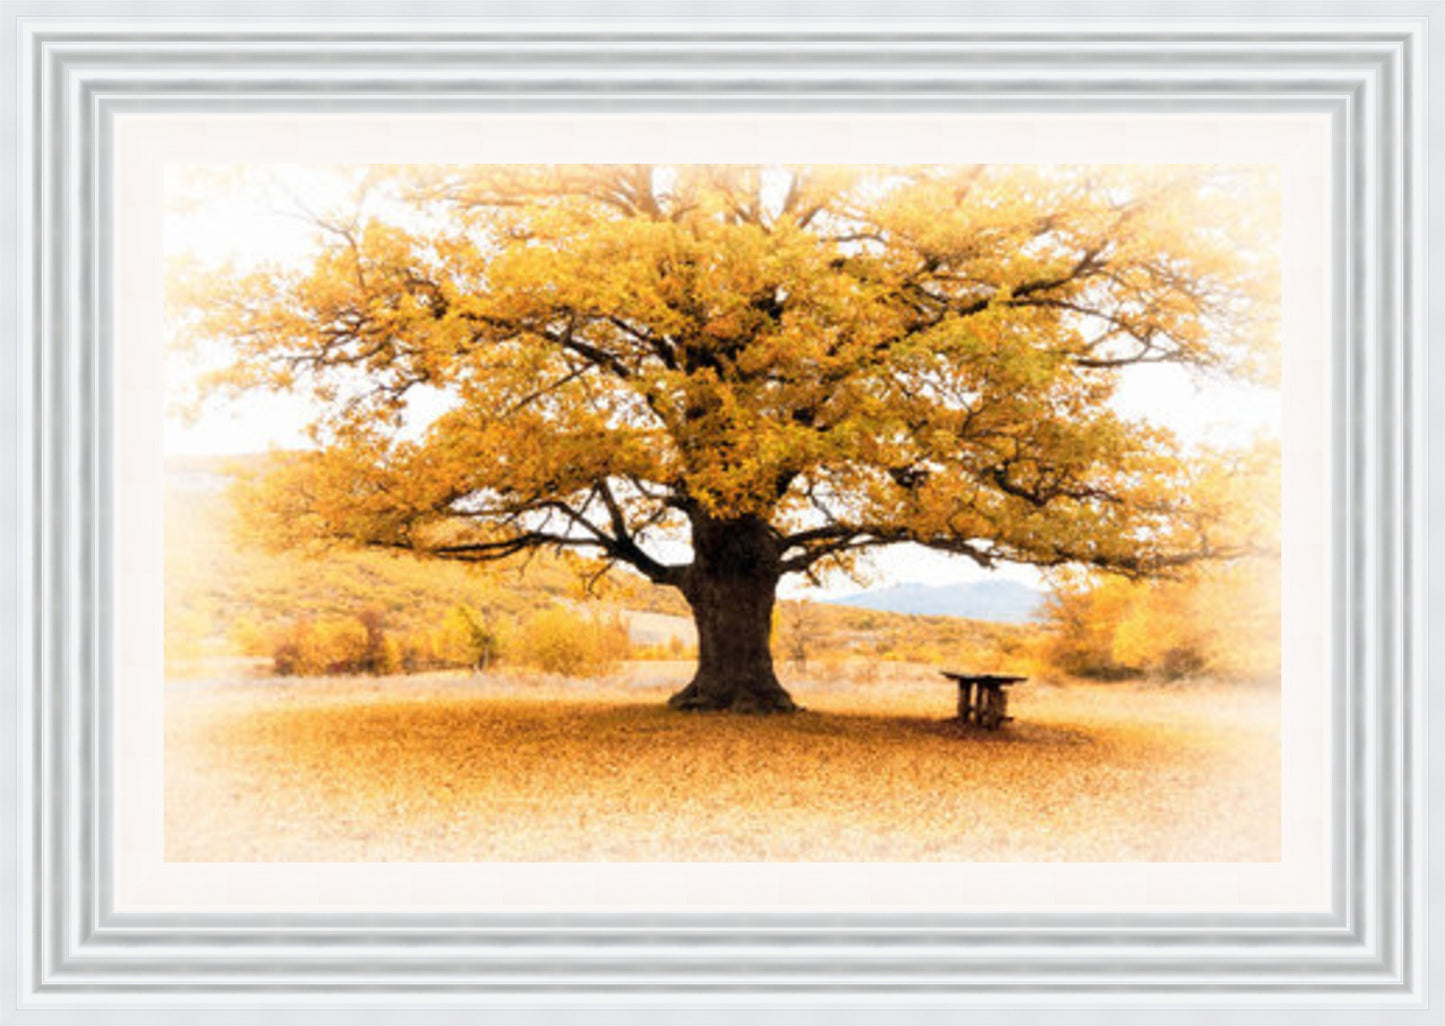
<box><xmin>1043</xmin><ymin>558</ymin><xmax>1280</xmax><ymax>682</ymax></box>
<box><xmin>512</xmin><ymin>608</ymin><xmax>632</xmax><ymax>678</ymax></box>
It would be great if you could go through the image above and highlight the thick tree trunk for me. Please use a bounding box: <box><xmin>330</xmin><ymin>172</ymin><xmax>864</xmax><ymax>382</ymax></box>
<box><xmin>667</xmin><ymin>515</ymin><xmax>797</xmax><ymax>714</ymax></box>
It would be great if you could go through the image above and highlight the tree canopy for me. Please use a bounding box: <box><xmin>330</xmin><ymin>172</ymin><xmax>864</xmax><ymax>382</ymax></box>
<box><xmin>176</xmin><ymin>163</ymin><xmax>1279</xmax><ymax>711</ymax></box>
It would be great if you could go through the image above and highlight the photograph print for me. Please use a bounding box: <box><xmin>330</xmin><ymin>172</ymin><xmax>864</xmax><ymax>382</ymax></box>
<box><xmin>162</xmin><ymin>163</ymin><xmax>1282</xmax><ymax>863</ymax></box>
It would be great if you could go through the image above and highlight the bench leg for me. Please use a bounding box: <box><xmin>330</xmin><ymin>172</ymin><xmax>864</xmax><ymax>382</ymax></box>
<box><xmin>978</xmin><ymin>687</ymin><xmax>1011</xmax><ymax>730</ymax></box>
<box><xmin>956</xmin><ymin>682</ymin><xmax>973</xmax><ymax>721</ymax></box>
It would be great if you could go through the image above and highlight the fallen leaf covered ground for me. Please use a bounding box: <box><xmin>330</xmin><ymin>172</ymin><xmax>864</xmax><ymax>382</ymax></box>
<box><xmin>165</xmin><ymin>666</ymin><xmax>1280</xmax><ymax>862</ymax></box>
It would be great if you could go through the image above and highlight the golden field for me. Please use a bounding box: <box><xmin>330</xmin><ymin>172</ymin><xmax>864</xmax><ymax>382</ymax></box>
<box><xmin>165</xmin><ymin>663</ymin><xmax>1280</xmax><ymax>863</ymax></box>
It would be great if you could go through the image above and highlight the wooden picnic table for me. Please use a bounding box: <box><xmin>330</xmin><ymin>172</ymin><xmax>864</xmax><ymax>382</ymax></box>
<box><xmin>939</xmin><ymin>672</ymin><xmax>1027</xmax><ymax>730</ymax></box>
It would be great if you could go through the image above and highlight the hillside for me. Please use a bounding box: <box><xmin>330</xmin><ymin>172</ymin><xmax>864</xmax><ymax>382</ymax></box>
<box><xmin>164</xmin><ymin>454</ymin><xmax>1043</xmax><ymax>678</ymax></box>
<box><xmin>164</xmin><ymin>454</ymin><xmax>645</xmax><ymax>666</ymax></box>
<box><xmin>826</xmin><ymin>580</ymin><xmax>1045</xmax><ymax>623</ymax></box>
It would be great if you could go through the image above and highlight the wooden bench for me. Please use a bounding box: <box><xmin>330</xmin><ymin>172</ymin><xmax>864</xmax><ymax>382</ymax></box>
<box><xmin>939</xmin><ymin>672</ymin><xmax>1026</xmax><ymax>730</ymax></box>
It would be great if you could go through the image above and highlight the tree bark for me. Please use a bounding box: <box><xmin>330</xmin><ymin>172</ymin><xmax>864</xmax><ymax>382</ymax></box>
<box><xmin>667</xmin><ymin>514</ymin><xmax>797</xmax><ymax>714</ymax></box>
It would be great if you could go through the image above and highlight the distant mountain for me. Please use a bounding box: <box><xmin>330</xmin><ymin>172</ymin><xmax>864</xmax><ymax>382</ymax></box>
<box><xmin>824</xmin><ymin>580</ymin><xmax>1046</xmax><ymax>623</ymax></box>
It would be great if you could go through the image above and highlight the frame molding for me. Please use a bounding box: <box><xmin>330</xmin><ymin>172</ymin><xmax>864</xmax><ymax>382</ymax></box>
<box><xmin>2</xmin><ymin>3</ymin><xmax>1439</xmax><ymax>1022</ymax></box>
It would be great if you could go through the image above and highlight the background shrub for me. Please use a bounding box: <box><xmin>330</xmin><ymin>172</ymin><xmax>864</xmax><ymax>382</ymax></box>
<box><xmin>513</xmin><ymin>607</ymin><xmax>631</xmax><ymax>677</ymax></box>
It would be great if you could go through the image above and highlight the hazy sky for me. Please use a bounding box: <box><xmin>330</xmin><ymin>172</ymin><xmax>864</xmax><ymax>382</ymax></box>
<box><xmin>165</xmin><ymin>165</ymin><xmax>1281</xmax><ymax>598</ymax></box>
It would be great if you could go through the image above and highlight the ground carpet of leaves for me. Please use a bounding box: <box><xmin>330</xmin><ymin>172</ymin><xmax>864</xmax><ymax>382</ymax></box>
<box><xmin>165</xmin><ymin>666</ymin><xmax>1280</xmax><ymax>862</ymax></box>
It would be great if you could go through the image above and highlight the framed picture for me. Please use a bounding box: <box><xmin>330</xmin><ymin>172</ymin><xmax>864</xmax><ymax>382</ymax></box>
<box><xmin>2</xmin><ymin>4</ymin><xmax>1439</xmax><ymax>1022</ymax></box>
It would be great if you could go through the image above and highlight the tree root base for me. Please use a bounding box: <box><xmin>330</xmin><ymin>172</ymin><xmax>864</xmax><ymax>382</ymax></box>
<box><xmin>667</xmin><ymin>679</ymin><xmax>799</xmax><ymax>715</ymax></box>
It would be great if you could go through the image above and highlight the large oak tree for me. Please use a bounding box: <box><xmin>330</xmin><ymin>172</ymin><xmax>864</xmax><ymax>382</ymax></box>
<box><xmin>181</xmin><ymin>164</ymin><xmax>1278</xmax><ymax>712</ymax></box>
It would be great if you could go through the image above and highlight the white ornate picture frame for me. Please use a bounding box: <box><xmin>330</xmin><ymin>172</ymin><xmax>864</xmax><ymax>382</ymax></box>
<box><xmin>1</xmin><ymin>3</ymin><xmax>1440</xmax><ymax>1022</ymax></box>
